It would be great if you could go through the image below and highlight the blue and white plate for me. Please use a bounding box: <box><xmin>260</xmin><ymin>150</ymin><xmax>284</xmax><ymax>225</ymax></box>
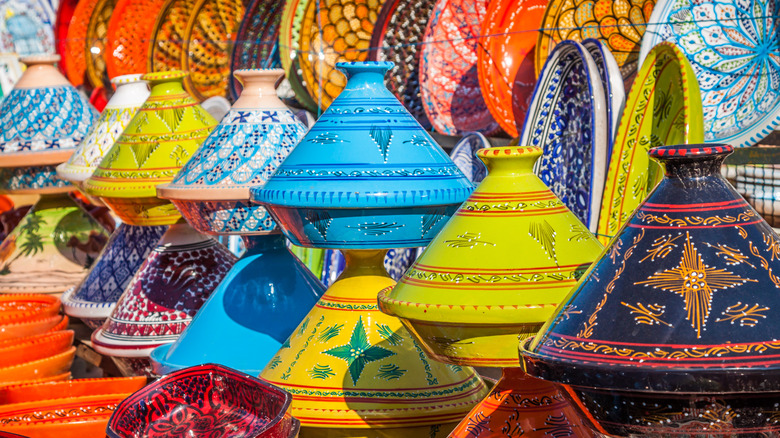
<box><xmin>582</xmin><ymin>38</ymin><xmax>626</xmax><ymax>155</ymax></box>
<box><xmin>0</xmin><ymin>0</ymin><xmax>55</xmax><ymax>56</ymax></box>
<box><xmin>450</xmin><ymin>132</ymin><xmax>490</xmax><ymax>184</ymax></box>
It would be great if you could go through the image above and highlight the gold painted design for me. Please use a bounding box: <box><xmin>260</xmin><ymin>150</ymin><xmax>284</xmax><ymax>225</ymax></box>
<box><xmin>634</xmin><ymin>209</ymin><xmax>757</xmax><ymax>227</ymax></box>
<box><xmin>641</xmin><ymin>233</ymin><xmax>682</xmax><ymax>262</ymax></box>
<box><xmin>529</xmin><ymin>220</ymin><xmax>557</xmax><ymax>263</ymax></box>
<box><xmin>716</xmin><ymin>302</ymin><xmax>769</xmax><ymax>327</ymax></box>
<box><xmin>706</xmin><ymin>243</ymin><xmax>755</xmax><ymax>267</ymax></box>
<box><xmin>444</xmin><ymin>232</ymin><xmax>495</xmax><ymax>248</ymax></box>
<box><xmin>621</xmin><ymin>302</ymin><xmax>672</xmax><ymax>327</ymax></box>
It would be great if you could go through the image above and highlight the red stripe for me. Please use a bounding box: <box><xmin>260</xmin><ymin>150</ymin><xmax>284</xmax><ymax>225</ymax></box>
<box><xmin>629</xmin><ymin>219</ymin><xmax>763</xmax><ymax>229</ymax></box>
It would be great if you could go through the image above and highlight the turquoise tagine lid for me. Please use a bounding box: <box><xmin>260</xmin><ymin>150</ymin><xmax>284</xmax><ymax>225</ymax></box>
<box><xmin>251</xmin><ymin>61</ymin><xmax>474</xmax><ymax>249</ymax></box>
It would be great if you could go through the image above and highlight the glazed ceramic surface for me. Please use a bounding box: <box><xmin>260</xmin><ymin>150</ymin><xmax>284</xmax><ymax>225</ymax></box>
<box><xmin>0</xmin><ymin>294</ymin><xmax>61</xmax><ymax>323</ymax></box>
<box><xmin>0</xmin><ymin>193</ymin><xmax>108</xmax><ymax>294</ymax></box>
<box><xmin>535</xmin><ymin>0</ymin><xmax>656</xmax><ymax>80</ymax></box>
<box><xmin>252</xmin><ymin>62</ymin><xmax>473</xmax><ymax>249</ymax></box>
<box><xmin>260</xmin><ymin>249</ymin><xmax>488</xmax><ymax>430</ymax></box>
<box><xmin>641</xmin><ymin>0</ymin><xmax>780</xmax><ymax>148</ymax></box>
<box><xmin>0</xmin><ymin>315</ymin><xmax>67</xmax><ymax>342</ymax></box>
<box><xmin>108</xmin><ymin>364</ymin><xmax>296</xmax><ymax>438</ymax></box>
<box><xmin>148</xmin><ymin>0</ymin><xmax>198</xmax><ymax>73</ymax></box>
<box><xmin>150</xmin><ymin>234</ymin><xmax>325</xmax><ymax>375</ymax></box>
<box><xmin>477</xmin><ymin>0</ymin><xmax>547</xmax><ymax>137</ymax></box>
<box><xmin>62</xmin><ymin>0</ymin><xmax>98</xmax><ymax>86</ymax></box>
<box><xmin>158</xmin><ymin>69</ymin><xmax>307</xmax><ymax>236</ymax></box>
<box><xmin>277</xmin><ymin>0</ymin><xmax>319</xmax><ymax>113</ymax></box>
<box><xmin>0</xmin><ymin>330</ymin><xmax>73</xmax><ymax>368</ymax></box>
<box><xmin>583</xmin><ymin>38</ymin><xmax>626</xmax><ymax>153</ymax></box>
<box><xmin>84</xmin><ymin>0</ymin><xmax>117</xmax><ymax>89</ymax></box>
<box><xmin>379</xmin><ymin>147</ymin><xmax>604</xmax><ymax>367</ymax></box>
<box><xmin>0</xmin><ymin>54</ymin><xmax>22</xmax><ymax>99</ymax></box>
<box><xmin>0</xmin><ymin>346</ymin><xmax>75</xmax><ymax>383</ymax></box>
<box><xmin>367</xmin><ymin>0</ymin><xmax>436</xmax><ymax>129</ymax></box>
<box><xmin>520</xmin><ymin>41</ymin><xmax>608</xmax><ymax>233</ymax></box>
<box><xmin>0</xmin><ymin>0</ymin><xmax>56</xmax><ymax>57</ymax></box>
<box><xmin>520</xmin><ymin>144</ymin><xmax>780</xmax><ymax>436</ymax></box>
<box><xmin>57</xmin><ymin>74</ymin><xmax>150</xmax><ymax>184</ymax></box>
<box><xmin>419</xmin><ymin>0</ymin><xmax>501</xmax><ymax>136</ymax></box>
<box><xmin>84</xmin><ymin>71</ymin><xmax>218</xmax><ymax>226</ymax></box>
<box><xmin>229</xmin><ymin>0</ymin><xmax>283</xmax><ymax>99</ymax></box>
<box><xmin>54</xmin><ymin>0</ymin><xmax>78</xmax><ymax>76</ymax></box>
<box><xmin>61</xmin><ymin>223</ymin><xmax>167</xmax><ymax>330</ymax></box>
<box><xmin>0</xmin><ymin>376</ymin><xmax>146</xmax><ymax>404</ymax></box>
<box><xmin>105</xmin><ymin>0</ymin><xmax>167</xmax><ymax>77</ymax></box>
<box><xmin>596</xmin><ymin>43</ymin><xmax>704</xmax><ymax>244</ymax></box>
<box><xmin>449</xmin><ymin>132</ymin><xmax>490</xmax><ymax>184</ymax></box>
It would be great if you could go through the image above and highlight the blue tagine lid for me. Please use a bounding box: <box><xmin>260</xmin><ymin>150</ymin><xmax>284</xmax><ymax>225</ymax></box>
<box><xmin>0</xmin><ymin>55</ymin><xmax>97</xmax><ymax>194</ymax></box>
<box><xmin>251</xmin><ymin>61</ymin><xmax>474</xmax><ymax>249</ymax></box>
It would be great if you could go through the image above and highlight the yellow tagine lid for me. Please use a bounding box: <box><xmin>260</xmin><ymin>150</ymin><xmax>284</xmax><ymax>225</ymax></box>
<box><xmin>259</xmin><ymin>250</ymin><xmax>489</xmax><ymax>430</ymax></box>
<box><xmin>379</xmin><ymin>147</ymin><xmax>604</xmax><ymax>367</ymax></box>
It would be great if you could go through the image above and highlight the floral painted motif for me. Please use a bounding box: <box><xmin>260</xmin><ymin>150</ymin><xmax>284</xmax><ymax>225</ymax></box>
<box><xmin>0</xmin><ymin>165</ymin><xmax>72</xmax><ymax>192</ymax></box>
<box><xmin>0</xmin><ymin>0</ymin><xmax>55</xmax><ymax>56</ymax></box>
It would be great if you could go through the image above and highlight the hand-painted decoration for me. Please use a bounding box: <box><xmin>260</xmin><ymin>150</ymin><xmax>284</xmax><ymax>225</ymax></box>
<box><xmin>54</xmin><ymin>0</ymin><xmax>78</xmax><ymax>77</ymax></box>
<box><xmin>277</xmin><ymin>0</ymin><xmax>319</xmax><ymax>113</ymax></box>
<box><xmin>84</xmin><ymin>0</ymin><xmax>117</xmax><ymax>90</ymax></box>
<box><xmin>520</xmin><ymin>41</ymin><xmax>608</xmax><ymax>233</ymax></box>
<box><xmin>105</xmin><ymin>0</ymin><xmax>167</xmax><ymax>78</ymax></box>
<box><xmin>229</xmin><ymin>0</ymin><xmax>284</xmax><ymax>99</ymax></box>
<box><xmin>596</xmin><ymin>43</ymin><xmax>704</xmax><ymax>245</ymax></box>
<box><xmin>641</xmin><ymin>0</ymin><xmax>780</xmax><ymax>148</ymax></box>
<box><xmin>449</xmin><ymin>132</ymin><xmax>491</xmax><ymax>184</ymax></box>
<box><xmin>147</xmin><ymin>0</ymin><xmax>198</xmax><ymax>74</ymax></box>
<box><xmin>0</xmin><ymin>0</ymin><xmax>55</xmax><ymax>57</ymax></box>
<box><xmin>380</xmin><ymin>147</ymin><xmax>603</xmax><ymax>367</ymax></box>
<box><xmin>582</xmin><ymin>38</ymin><xmax>626</xmax><ymax>153</ymax></box>
<box><xmin>63</xmin><ymin>0</ymin><xmax>98</xmax><ymax>86</ymax></box>
<box><xmin>521</xmin><ymin>143</ymin><xmax>780</xmax><ymax>436</ymax></box>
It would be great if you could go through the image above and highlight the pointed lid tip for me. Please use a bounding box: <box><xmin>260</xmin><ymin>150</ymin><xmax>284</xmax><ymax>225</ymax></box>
<box><xmin>111</xmin><ymin>74</ymin><xmax>145</xmax><ymax>85</ymax></box>
<box><xmin>335</xmin><ymin>61</ymin><xmax>394</xmax><ymax>77</ymax></box>
<box><xmin>142</xmin><ymin>70</ymin><xmax>188</xmax><ymax>84</ymax></box>
<box><xmin>20</xmin><ymin>55</ymin><xmax>60</xmax><ymax>65</ymax></box>
<box><xmin>650</xmin><ymin>143</ymin><xmax>734</xmax><ymax>159</ymax></box>
<box><xmin>477</xmin><ymin>146</ymin><xmax>541</xmax><ymax>158</ymax></box>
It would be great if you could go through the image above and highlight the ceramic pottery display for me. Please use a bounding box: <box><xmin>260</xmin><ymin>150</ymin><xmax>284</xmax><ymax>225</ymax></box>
<box><xmin>583</xmin><ymin>38</ymin><xmax>626</xmax><ymax>153</ymax></box>
<box><xmin>596</xmin><ymin>42</ymin><xmax>704</xmax><ymax>245</ymax></box>
<box><xmin>62</xmin><ymin>0</ymin><xmax>98</xmax><ymax>87</ymax></box>
<box><xmin>379</xmin><ymin>147</ymin><xmax>604</xmax><ymax>367</ymax></box>
<box><xmin>0</xmin><ymin>0</ymin><xmax>55</xmax><ymax>57</ymax></box>
<box><xmin>641</xmin><ymin>0</ymin><xmax>780</xmax><ymax>148</ymax></box>
<box><xmin>229</xmin><ymin>0</ymin><xmax>284</xmax><ymax>99</ymax></box>
<box><xmin>61</xmin><ymin>223</ymin><xmax>167</xmax><ymax>330</ymax></box>
<box><xmin>147</xmin><ymin>0</ymin><xmax>198</xmax><ymax>74</ymax></box>
<box><xmin>450</xmin><ymin>369</ymin><xmax>601</xmax><ymax>437</ymax></box>
<box><xmin>91</xmin><ymin>223</ymin><xmax>236</xmax><ymax>377</ymax></box>
<box><xmin>0</xmin><ymin>376</ymin><xmax>146</xmax><ymax>403</ymax></box>
<box><xmin>57</xmin><ymin>74</ymin><xmax>150</xmax><ymax>185</ymax></box>
<box><xmin>277</xmin><ymin>0</ymin><xmax>319</xmax><ymax>113</ymax></box>
<box><xmin>520</xmin><ymin>143</ymin><xmax>780</xmax><ymax>436</ymax></box>
<box><xmin>83</xmin><ymin>0</ymin><xmax>117</xmax><ymax>90</ymax></box>
<box><xmin>0</xmin><ymin>294</ymin><xmax>61</xmax><ymax>322</ymax></box>
<box><xmin>0</xmin><ymin>193</ymin><xmax>109</xmax><ymax>294</ymax></box>
<box><xmin>476</xmin><ymin>0</ymin><xmax>547</xmax><ymax>137</ymax></box>
<box><xmin>84</xmin><ymin>71</ymin><xmax>218</xmax><ymax>226</ymax></box>
<box><xmin>419</xmin><ymin>0</ymin><xmax>501</xmax><ymax>136</ymax></box>
<box><xmin>54</xmin><ymin>0</ymin><xmax>78</xmax><ymax>78</ymax></box>
<box><xmin>108</xmin><ymin>364</ymin><xmax>298</xmax><ymax>438</ymax></box>
<box><xmin>259</xmin><ymin>250</ymin><xmax>489</xmax><ymax>435</ymax></box>
<box><xmin>535</xmin><ymin>0</ymin><xmax>655</xmax><ymax>81</ymax></box>
<box><xmin>0</xmin><ymin>314</ymin><xmax>68</xmax><ymax>343</ymax></box>
<box><xmin>520</xmin><ymin>41</ymin><xmax>608</xmax><ymax>233</ymax></box>
<box><xmin>0</xmin><ymin>330</ymin><xmax>73</xmax><ymax>368</ymax></box>
<box><xmin>367</xmin><ymin>0</ymin><xmax>436</xmax><ymax>129</ymax></box>
<box><xmin>0</xmin><ymin>346</ymin><xmax>75</xmax><ymax>384</ymax></box>
<box><xmin>449</xmin><ymin>132</ymin><xmax>490</xmax><ymax>184</ymax></box>
<box><xmin>105</xmin><ymin>0</ymin><xmax>166</xmax><ymax>78</ymax></box>
<box><xmin>251</xmin><ymin>62</ymin><xmax>474</xmax><ymax>249</ymax></box>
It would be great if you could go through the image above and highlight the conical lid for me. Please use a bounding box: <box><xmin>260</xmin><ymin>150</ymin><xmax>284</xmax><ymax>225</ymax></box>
<box><xmin>380</xmin><ymin>147</ymin><xmax>604</xmax><ymax>367</ymax></box>
<box><xmin>0</xmin><ymin>55</ymin><xmax>97</xmax><ymax>168</ymax></box>
<box><xmin>259</xmin><ymin>249</ymin><xmax>489</xmax><ymax>429</ymax></box>
<box><xmin>56</xmin><ymin>74</ymin><xmax>151</xmax><ymax>184</ymax></box>
<box><xmin>521</xmin><ymin>144</ymin><xmax>780</xmax><ymax>394</ymax></box>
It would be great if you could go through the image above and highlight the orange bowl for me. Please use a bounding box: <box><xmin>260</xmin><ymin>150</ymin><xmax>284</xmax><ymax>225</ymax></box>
<box><xmin>0</xmin><ymin>331</ymin><xmax>74</xmax><ymax>368</ymax></box>
<box><xmin>48</xmin><ymin>315</ymin><xmax>69</xmax><ymax>332</ymax></box>
<box><xmin>0</xmin><ymin>372</ymin><xmax>71</xmax><ymax>391</ymax></box>
<box><xmin>0</xmin><ymin>376</ymin><xmax>146</xmax><ymax>405</ymax></box>
<box><xmin>0</xmin><ymin>315</ymin><xmax>67</xmax><ymax>342</ymax></box>
<box><xmin>0</xmin><ymin>347</ymin><xmax>76</xmax><ymax>384</ymax></box>
<box><xmin>0</xmin><ymin>294</ymin><xmax>61</xmax><ymax>324</ymax></box>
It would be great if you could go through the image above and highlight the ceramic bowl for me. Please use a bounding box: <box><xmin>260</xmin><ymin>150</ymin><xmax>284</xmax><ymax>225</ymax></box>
<box><xmin>0</xmin><ymin>165</ymin><xmax>73</xmax><ymax>194</ymax></box>
<box><xmin>0</xmin><ymin>347</ymin><xmax>76</xmax><ymax>384</ymax></box>
<box><xmin>0</xmin><ymin>376</ymin><xmax>146</xmax><ymax>404</ymax></box>
<box><xmin>0</xmin><ymin>372</ymin><xmax>71</xmax><ymax>390</ymax></box>
<box><xmin>60</xmin><ymin>287</ymin><xmax>110</xmax><ymax>330</ymax></box>
<box><xmin>0</xmin><ymin>315</ymin><xmax>68</xmax><ymax>342</ymax></box>
<box><xmin>0</xmin><ymin>432</ymin><xmax>28</xmax><ymax>437</ymax></box>
<box><xmin>98</xmin><ymin>196</ymin><xmax>182</xmax><ymax>227</ymax></box>
<box><xmin>107</xmin><ymin>364</ymin><xmax>296</xmax><ymax>438</ymax></box>
<box><xmin>0</xmin><ymin>331</ymin><xmax>74</xmax><ymax>368</ymax></box>
<box><xmin>171</xmin><ymin>200</ymin><xmax>275</xmax><ymax>235</ymax></box>
<box><xmin>0</xmin><ymin>294</ymin><xmax>61</xmax><ymax>324</ymax></box>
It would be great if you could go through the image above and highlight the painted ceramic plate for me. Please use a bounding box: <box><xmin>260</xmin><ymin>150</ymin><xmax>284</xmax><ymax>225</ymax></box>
<box><xmin>477</xmin><ymin>0</ymin><xmax>547</xmax><ymax>137</ymax></box>
<box><xmin>449</xmin><ymin>131</ymin><xmax>490</xmax><ymax>183</ymax></box>
<box><xmin>420</xmin><ymin>0</ymin><xmax>501</xmax><ymax>135</ymax></box>
<box><xmin>181</xmin><ymin>0</ymin><xmax>245</xmax><ymax>100</ymax></box>
<box><xmin>583</xmin><ymin>38</ymin><xmax>626</xmax><ymax>155</ymax></box>
<box><xmin>297</xmin><ymin>0</ymin><xmax>386</xmax><ymax>110</ymax></box>
<box><xmin>63</xmin><ymin>0</ymin><xmax>98</xmax><ymax>86</ymax></box>
<box><xmin>105</xmin><ymin>0</ymin><xmax>166</xmax><ymax>78</ymax></box>
<box><xmin>535</xmin><ymin>0</ymin><xmax>656</xmax><ymax>81</ymax></box>
<box><xmin>278</xmin><ymin>0</ymin><xmax>319</xmax><ymax>112</ymax></box>
<box><xmin>368</xmin><ymin>0</ymin><xmax>437</xmax><ymax>129</ymax></box>
<box><xmin>85</xmin><ymin>0</ymin><xmax>117</xmax><ymax>89</ymax></box>
<box><xmin>641</xmin><ymin>0</ymin><xmax>780</xmax><ymax>147</ymax></box>
<box><xmin>54</xmin><ymin>0</ymin><xmax>78</xmax><ymax>76</ymax></box>
<box><xmin>148</xmin><ymin>0</ymin><xmax>198</xmax><ymax>74</ymax></box>
<box><xmin>229</xmin><ymin>0</ymin><xmax>283</xmax><ymax>99</ymax></box>
<box><xmin>0</xmin><ymin>0</ymin><xmax>56</xmax><ymax>57</ymax></box>
<box><xmin>520</xmin><ymin>40</ymin><xmax>608</xmax><ymax>232</ymax></box>
<box><xmin>596</xmin><ymin>42</ymin><xmax>704</xmax><ymax>244</ymax></box>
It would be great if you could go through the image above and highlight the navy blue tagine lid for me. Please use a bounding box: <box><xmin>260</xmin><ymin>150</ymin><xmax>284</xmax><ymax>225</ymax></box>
<box><xmin>520</xmin><ymin>143</ymin><xmax>780</xmax><ymax>393</ymax></box>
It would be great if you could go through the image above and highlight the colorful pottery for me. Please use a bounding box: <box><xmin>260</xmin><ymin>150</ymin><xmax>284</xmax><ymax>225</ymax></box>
<box><xmin>450</xmin><ymin>132</ymin><xmax>490</xmax><ymax>188</ymax></box>
<box><xmin>379</xmin><ymin>147</ymin><xmax>604</xmax><ymax>367</ymax></box>
<box><xmin>0</xmin><ymin>346</ymin><xmax>75</xmax><ymax>384</ymax></box>
<box><xmin>84</xmin><ymin>0</ymin><xmax>118</xmax><ymax>90</ymax></box>
<box><xmin>520</xmin><ymin>143</ymin><xmax>780</xmax><ymax>436</ymax></box>
<box><xmin>0</xmin><ymin>315</ymin><xmax>67</xmax><ymax>342</ymax></box>
<box><xmin>477</xmin><ymin>0</ymin><xmax>547</xmax><ymax>137</ymax></box>
<box><xmin>277</xmin><ymin>0</ymin><xmax>319</xmax><ymax>113</ymax></box>
<box><xmin>147</xmin><ymin>0</ymin><xmax>198</xmax><ymax>74</ymax></box>
<box><xmin>0</xmin><ymin>376</ymin><xmax>146</xmax><ymax>404</ymax></box>
<box><xmin>229</xmin><ymin>0</ymin><xmax>283</xmax><ymax>99</ymax></box>
<box><xmin>0</xmin><ymin>294</ymin><xmax>61</xmax><ymax>323</ymax></box>
<box><xmin>0</xmin><ymin>372</ymin><xmax>70</xmax><ymax>391</ymax></box>
<box><xmin>57</xmin><ymin>74</ymin><xmax>150</xmax><ymax>185</ymax></box>
<box><xmin>83</xmin><ymin>71</ymin><xmax>218</xmax><ymax>226</ymax></box>
<box><xmin>107</xmin><ymin>364</ymin><xmax>297</xmax><ymax>438</ymax></box>
<box><xmin>61</xmin><ymin>223</ymin><xmax>167</xmax><ymax>330</ymax></box>
<box><xmin>367</xmin><ymin>0</ymin><xmax>436</xmax><ymax>129</ymax></box>
<box><xmin>450</xmin><ymin>369</ymin><xmax>600</xmax><ymax>437</ymax></box>
<box><xmin>535</xmin><ymin>0</ymin><xmax>656</xmax><ymax>81</ymax></box>
<box><xmin>0</xmin><ymin>54</ymin><xmax>22</xmax><ymax>99</ymax></box>
<box><xmin>582</xmin><ymin>38</ymin><xmax>625</xmax><ymax>154</ymax></box>
<box><xmin>105</xmin><ymin>0</ymin><xmax>166</xmax><ymax>78</ymax></box>
<box><xmin>520</xmin><ymin>40</ymin><xmax>608</xmax><ymax>232</ymax></box>
<box><xmin>641</xmin><ymin>0</ymin><xmax>780</xmax><ymax>148</ymax></box>
<box><xmin>596</xmin><ymin>42</ymin><xmax>704</xmax><ymax>244</ymax></box>
<box><xmin>91</xmin><ymin>223</ymin><xmax>236</xmax><ymax>377</ymax></box>
<box><xmin>62</xmin><ymin>0</ymin><xmax>98</xmax><ymax>87</ymax></box>
<box><xmin>0</xmin><ymin>331</ymin><xmax>73</xmax><ymax>368</ymax></box>
<box><xmin>0</xmin><ymin>0</ymin><xmax>56</xmax><ymax>57</ymax></box>
<box><xmin>251</xmin><ymin>62</ymin><xmax>474</xmax><ymax>249</ymax></box>
<box><xmin>419</xmin><ymin>0</ymin><xmax>501</xmax><ymax>136</ymax></box>
<box><xmin>54</xmin><ymin>0</ymin><xmax>78</xmax><ymax>75</ymax></box>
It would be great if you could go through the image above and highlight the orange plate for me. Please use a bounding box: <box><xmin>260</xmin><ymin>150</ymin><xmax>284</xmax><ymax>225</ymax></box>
<box><xmin>0</xmin><ymin>373</ymin><xmax>71</xmax><ymax>391</ymax></box>
<box><xmin>63</xmin><ymin>0</ymin><xmax>101</xmax><ymax>86</ymax></box>
<box><xmin>0</xmin><ymin>331</ymin><xmax>74</xmax><ymax>368</ymax></box>
<box><xmin>0</xmin><ymin>294</ymin><xmax>61</xmax><ymax>324</ymax></box>
<box><xmin>148</xmin><ymin>0</ymin><xmax>199</xmax><ymax>74</ymax></box>
<box><xmin>85</xmin><ymin>0</ymin><xmax>119</xmax><ymax>89</ymax></box>
<box><xmin>0</xmin><ymin>376</ymin><xmax>146</xmax><ymax>404</ymax></box>
<box><xmin>0</xmin><ymin>347</ymin><xmax>76</xmax><ymax>384</ymax></box>
<box><xmin>106</xmin><ymin>0</ymin><xmax>167</xmax><ymax>77</ymax></box>
<box><xmin>0</xmin><ymin>315</ymin><xmax>67</xmax><ymax>342</ymax></box>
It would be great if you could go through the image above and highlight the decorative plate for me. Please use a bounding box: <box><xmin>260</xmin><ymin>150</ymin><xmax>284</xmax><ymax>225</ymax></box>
<box><xmin>583</xmin><ymin>38</ymin><xmax>625</xmax><ymax>154</ymax></box>
<box><xmin>54</xmin><ymin>0</ymin><xmax>78</xmax><ymax>76</ymax></box>
<box><xmin>180</xmin><ymin>0</ymin><xmax>245</xmax><ymax>101</ymax></box>
<box><xmin>641</xmin><ymin>0</ymin><xmax>780</xmax><ymax>148</ymax></box>
<box><xmin>84</xmin><ymin>0</ymin><xmax>117</xmax><ymax>89</ymax></box>
<box><xmin>596</xmin><ymin>42</ymin><xmax>704</xmax><ymax>244</ymax></box>
<box><xmin>420</xmin><ymin>0</ymin><xmax>501</xmax><ymax>135</ymax></box>
<box><xmin>63</xmin><ymin>0</ymin><xmax>98</xmax><ymax>87</ymax></box>
<box><xmin>449</xmin><ymin>131</ymin><xmax>490</xmax><ymax>183</ymax></box>
<box><xmin>229</xmin><ymin>0</ymin><xmax>284</xmax><ymax>99</ymax></box>
<box><xmin>105</xmin><ymin>0</ymin><xmax>166</xmax><ymax>78</ymax></box>
<box><xmin>148</xmin><ymin>0</ymin><xmax>198</xmax><ymax>74</ymax></box>
<box><xmin>0</xmin><ymin>0</ymin><xmax>56</xmax><ymax>57</ymax></box>
<box><xmin>277</xmin><ymin>0</ymin><xmax>319</xmax><ymax>112</ymax></box>
<box><xmin>477</xmin><ymin>0</ymin><xmax>547</xmax><ymax>137</ymax></box>
<box><xmin>367</xmin><ymin>0</ymin><xmax>437</xmax><ymax>130</ymax></box>
<box><xmin>520</xmin><ymin>40</ymin><xmax>608</xmax><ymax>232</ymax></box>
<box><xmin>535</xmin><ymin>0</ymin><xmax>656</xmax><ymax>81</ymax></box>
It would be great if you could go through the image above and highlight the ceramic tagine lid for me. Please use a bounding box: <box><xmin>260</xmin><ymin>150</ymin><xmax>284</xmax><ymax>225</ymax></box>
<box><xmin>379</xmin><ymin>147</ymin><xmax>604</xmax><ymax>367</ymax></box>
<box><xmin>0</xmin><ymin>55</ymin><xmax>97</xmax><ymax>194</ymax></box>
<box><xmin>157</xmin><ymin>68</ymin><xmax>307</xmax><ymax>235</ymax></box>
<box><xmin>521</xmin><ymin>144</ymin><xmax>780</xmax><ymax>419</ymax></box>
<box><xmin>251</xmin><ymin>61</ymin><xmax>474</xmax><ymax>249</ymax></box>
<box><xmin>83</xmin><ymin>71</ymin><xmax>218</xmax><ymax>226</ymax></box>
<box><xmin>56</xmin><ymin>74</ymin><xmax>151</xmax><ymax>184</ymax></box>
